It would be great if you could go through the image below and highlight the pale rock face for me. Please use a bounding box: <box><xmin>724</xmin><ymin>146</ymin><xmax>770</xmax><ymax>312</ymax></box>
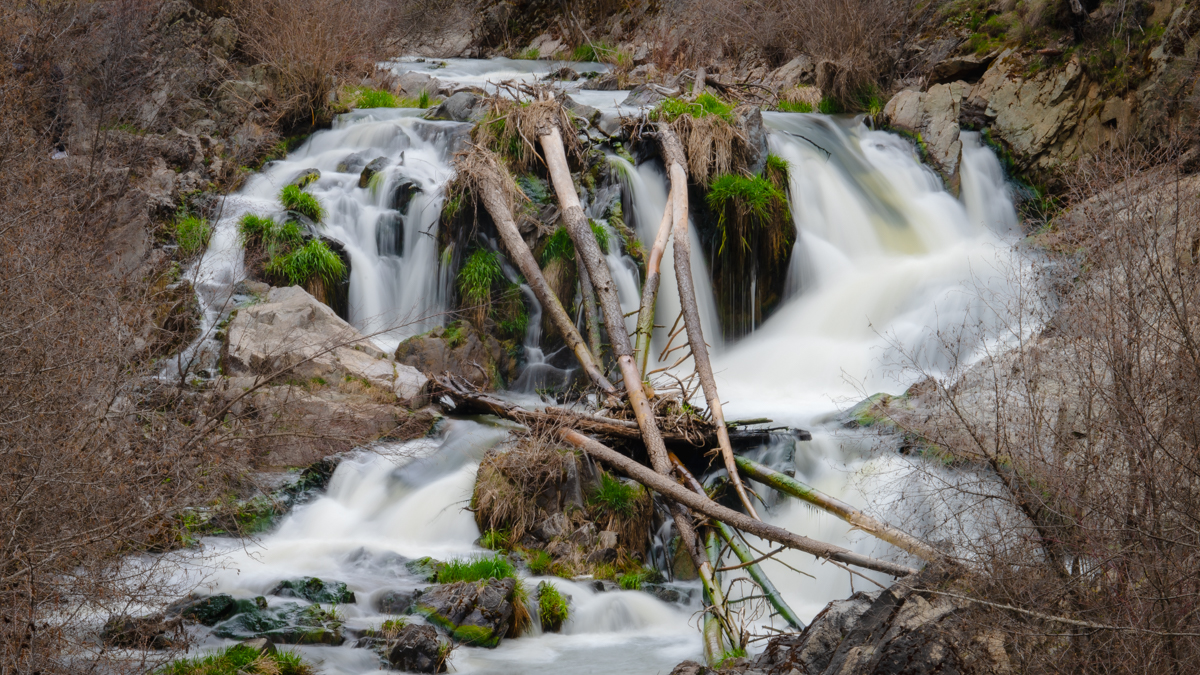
<box><xmin>883</xmin><ymin>82</ymin><xmax>968</xmax><ymax>179</ymax></box>
<box><xmin>971</xmin><ymin>52</ymin><xmax>1086</xmax><ymax>164</ymax></box>
<box><xmin>527</xmin><ymin>33</ymin><xmax>565</xmax><ymax>59</ymax></box>
<box><xmin>224</xmin><ymin>286</ymin><xmax>429</xmax><ymax>406</ymax></box>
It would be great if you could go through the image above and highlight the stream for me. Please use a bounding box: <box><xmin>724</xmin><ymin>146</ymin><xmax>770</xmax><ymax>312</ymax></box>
<box><xmin>174</xmin><ymin>56</ymin><xmax>1029</xmax><ymax>673</ymax></box>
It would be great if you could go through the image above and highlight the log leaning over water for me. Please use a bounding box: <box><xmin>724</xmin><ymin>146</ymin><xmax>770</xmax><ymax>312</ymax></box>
<box><xmin>659</xmin><ymin>125</ymin><xmax>760</xmax><ymax>520</ymax></box>
<box><xmin>558</xmin><ymin>427</ymin><xmax>919</xmax><ymax>578</ymax></box>
<box><xmin>634</xmin><ymin>201</ymin><xmax>674</xmax><ymax>375</ymax></box>
<box><xmin>735</xmin><ymin>456</ymin><xmax>945</xmax><ymax>564</ymax></box>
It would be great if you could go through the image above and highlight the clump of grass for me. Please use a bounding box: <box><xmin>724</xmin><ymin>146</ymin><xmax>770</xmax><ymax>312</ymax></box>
<box><xmin>817</xmin><ymin>96</ymin><xmax>843</xmax><ymax>115</ymax></box>
<box><xmin>516</xmin><ymin>47</ymin><xmax>539</xmax><ymax>60</ymax></box>
<box><xmin>715</xmin><ymin>647</ymin><xmax>748</xmax><ymax>668</ymax></box>
<box><xmin>173</xmin><ymin>211</ymin><xmax>212</xmax><ymax>256</ymax></box>
<box><xmin>480</xmin><ymin>528</ymin><xmax>511</xmax><ymax>550</ymax></box>
<box><xmin>351</xmin><ymin>86</ymin><xmax>398</xmax><ymax>109</ymax></box>
<box><xmin>458</xmin><ymin>249</ymin><xmax>503</xmax><ymax>304</ymax></box>
<box><xmin>540</xmin><ymin>223</ymin><xmax>612</xmax><ymax>263</ymax></box>
<box><xmin>589</xmin><ymin>473</ymin><xmax>641</xmax><ymax>519</ymax></box>
<box><xmin>526</xmin><ymin>549</ymin><xmax>553</xmax><ymax>575</ymax></box>
<box><xmin>651</xmin><ymin>93</ymin><xmax>734</xmax><ymax>123</ymax></box>
<box><xmin>537</xmin><ymin>581</ymin><xmax>569</xmax><ymax>632</ymax></box>
<box><xmin>706</xmin><ymin>174</ymin><xmax>790</xmax><ymax>249</ymax></box>
<box><xmin>239</xmin><ymin>214</ymin><xmax>304</xmax><ymax>254</ymax></box>
<box><xmin>617</xmin><ymin>566</ymin><xmax>664</xmax><ymax>591</ymax></box>
<box><xmin>778</xmin><ymin>99</ymin><xmax>814</xmax><ymax>113</ymax></box>
<box><xmin>264</xmin><ymin>239</ymin><xmax>346</xmax><ymax>288</ymax></box>
<box><xmin>435</xmin><ymin>553</ymin><xmax>516</xmax><ymax>584</ymax></box>
<box><xmin>280</xmin><ymin>184</ymin><xmax>325</xmax><ymax>222</ymax></box>
<box><xmin>157</xmin><ymin>643</ymin><xmax>313</xmax><ymax>675</ymax></box>
<box><xmin>571</xmin><ymin>42</ymin><xmax>613</xmax><ymax>63</ymax></box>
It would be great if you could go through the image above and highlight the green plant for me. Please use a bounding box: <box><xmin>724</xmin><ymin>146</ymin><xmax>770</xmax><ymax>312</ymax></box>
<box><xmin>417</xmin><ymin>90</ymin><xmax>431</xmax><ymax>109</ymax></box>
<box><xmin>516</xmin><ymin>47</ymin><xmax>539</xmax><ymax>60</ymax></box>
<box><xmin>572</xmin><ymin>41</ymin><xmax>614</xmax><ymax>63</ymax></box>
<box><xmin>817</xmin><ymin>96</ymin><xmax>843</xmax><ymax>115</ymax></box>
<box><xmin>264</xmin><ymin>239</ymin><xmax>346</xmax><ymax>288</ymax></box>
<box><xmin>173</xmin><ymin>211</ymin><xmax>212</xmax><ymax>256</ymax></box>
<box><xmin>765</xmin><ymin>154</ymin><xmax>789</xmax><ymax>177</ymax></box>
<box><xmin>706</xmin><ymin>174</ymin><xmax>790</xmax><ymax>251</ymax></box>
<box><xmin>280</xmin><ymin>184</ymin><xmax>325</xmax><ymax>222</ymax></box>
<box><xmin>480</xmin><ymin>528</ymin><xmax>511</xmax><ymax>550</ymax></box>
<box><xmin>351</xmin><ymin>86</ymin><xmax>398</xmax><ymax>109</ymax></box>
<box><xmin>435</xmin><ymin>553</ymin><xmax>517</xmax><ymax>583</ymax></box>
<box><xmin>856</xmin><ymin>85</ymin><xmax>884</xmax><ymax>117</ymax></box>
<box><xmin>540</xmin><ymin>223</ymin><xmax>611</xmax><ymax>262</ymax></box>
<box><xmin>157</xmin><ymin>643</ymin><xmax>314</xmax><ymax>675</ymax></box>
<box><xmin>589</xmin><ymin>472</ymin><xmax>640</xmax><ymax>518</ymax></box>
<box><xmin>526</xmin><ymin>549</ymin><xmax>553</xmax><ymax>575</ymax></box>
<box><xmin>778</xmin><ymin>99</ymin><xmax>814</xmax><ymax>113</ymax></box>
<box><xmin>537</xmin><ymin>581</ymin><xmax>569</xmax><ymax>631</ymax></box>
<box><xmin>239</xmin><ymin>213</ymin><xmax>303</xmax><ymax>254</ymax></box>
<box><xmin>589</xmin><ymin>222</ymin><xmax>611</xmax><ymax>254</ymax></box>
<box><xmin>458</xmin><ymin>249</ymin><xmax>503</xmax><ymax>304</ymax></box>
<box><xmin>715</xmin><ymin>647</ymin><xmax>748</xmax><ymax>668</ymax></box>
<box><xmin>652</xmin><ymin>93</ymin><xmax>734</xmax><ymax>123</ymax></box>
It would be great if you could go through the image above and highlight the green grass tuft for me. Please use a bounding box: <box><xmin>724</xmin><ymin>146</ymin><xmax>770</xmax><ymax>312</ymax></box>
<box><xmin>351</xmin><ymin>86</ymin><xmax>398</xmax><ymax>109</ymax></box>
<box><xmin>706</xmin><ymin>174</ymin><xmax>790</xmax><ymax>245</ymax></box>
<box><xmin>537</xmin><ymin>581</ymin><xmax>569</xmax><ymax>631</ymax></box>
<box><xmin>817</xmin><ymin>96</ymin><xmax>843</xmax><ymax>115</ymax></box>
<box><xmin>715</xmin><ymin>647</ymin><xmax>748</xmax><ymax>669</ymax></box>
<box><xmin>652</xmin><ymin>93</ymin><xmax>734</xmax><ymax>123</ymax></box>
<box><xmin>436</xmin><ymin>553</ymin><xmax>516</xmax><ymax>584</ymax></box>
<box><xmin>458</xmin><ymin>249</ymin><xmax>503</xmax><ymax>304</ymax></box>
<box><xmin>239</xmin><ymin>214</ymin><xmax>304</xmax><ymax>255</ymax></box>
<box><xmin>571</xmin><ymin>42</ymin><xmax>614</xmax><ymax>63</ymax></box>
<box><xmin>173</xmin><ymin>212</ymin><xmax>212</xmax><ymax>256</ymax></box>
<box><xmin>480</xmin><ymin>528</ymin><xmax>511</xmax><ymax>550</ymax></box>
<box><xmin>526</xmin><ymin>549</ymin><xmax>553</xmax><ymax>576</ymax></box>
<box><xmin>778</xmin><ymin>99</ymin><xmax>814</xmax><ymax>113</ymax></box>
<box><xmin>516</xmin><ymin>47</ymin><xmax>540</xmax><ymax>60</ymax></box>
<box><xmin>617</xmin><ymin>566</ymin><xmax>664</xmax><ymax>591</ymax></box>
<box><xmin>264</xmin><ymin>239</ymin><xmax>346</xmax><ymax>288</ymax></box>
<box><xmin>765</xmin><ymin>153</ymin><xmax>790</xmax><ymax>176</ymax></box>
<box><xmin>540</xmin><ymin>223</ymin><xmax>611</xmax><ymax>263</ymax></box>
<box><xmin>589</xmin><ymin>473</ymin><xmax>641</xmax><ymax>519</ymax></box>
<box><xmin>280</xmin><ymin>184</ymin><xmax>325</xmax><ymax>222</ymax></box>
<box><xmin>590</xmin><ymin>222</ymin><xmax>611</xmax><ymax>254</ymax></box>
<box><xmin>156</xmin><ymin>643</ymin><xmax>314</xmax><ymax>675</ymax></box>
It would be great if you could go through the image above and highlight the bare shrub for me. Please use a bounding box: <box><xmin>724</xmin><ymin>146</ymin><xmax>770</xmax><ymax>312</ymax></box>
<box><xmin>873</xmin><ymin>146</ymin><xmax>1200</xmax><ymax>673</ymax></box>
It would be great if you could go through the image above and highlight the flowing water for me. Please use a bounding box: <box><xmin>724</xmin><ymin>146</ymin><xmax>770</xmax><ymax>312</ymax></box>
<box><xmin>169</xmin><ymin>58</ymin><xmax>1032</xmax><ymax>672</ymax></box>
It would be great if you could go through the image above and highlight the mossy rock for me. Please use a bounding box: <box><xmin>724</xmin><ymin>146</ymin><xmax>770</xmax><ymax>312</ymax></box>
<box><xmin>211</xmin><ymin>600</ymin><xmax>344</xmax><ymax>645</ymax></box>
<box><xmin>405</xmin><ymin>557</ymin><xmax>445</xmax><ymax>582</ymax></box>
<box><xmin>845</xmin><ymin>392</ymin><xmax>898</xmax><ymax>429</ymax></box>
<box><xmin>170</xmin><ymin>593</ymin><xmax>238</xmax><ymax>626</ymax></box>
<box><xmin>270</xmin><ymin>577</ymin><xmax>355</xmax><ymax>604</ymax></box>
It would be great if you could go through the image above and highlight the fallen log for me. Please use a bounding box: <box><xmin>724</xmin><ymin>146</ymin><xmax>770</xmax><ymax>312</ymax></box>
<box><xmin>735</xmin><ymin>455</ymin><xmax>944</xmax><ymax>564</ymax></box>
<box><xmin>659</xmin><ymin>125</ymin><xmax>759</xmax><ymax>519</ymax></box>
<box><xmin>634</xmin><ymin>201</ymin><xmax>674</xmax><ymax>375</ymax></box>
<box><xmin>558</xmin><ymin>428</ymin><xmax>918</xmax><ymax>577</ymax></box>
<box><xmin>462</xmin><ymin>148</ymin><xmax>615</xmax><ymax>396</ymax></box>
<box><xmin>575</xmin><ymin>250</ymin><xmax>603</xmax><ymax>360</ymax></box>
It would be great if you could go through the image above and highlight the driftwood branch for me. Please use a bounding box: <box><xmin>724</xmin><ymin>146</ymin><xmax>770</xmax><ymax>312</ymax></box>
<box><xmin>634</xmin><ymin>201</ymin><xmax>674</xmax><ymax>375</ymax></box>
<box><xmin>658</xmin><ymin>124</ymin><xmax>760</xmax><ymax>519</ymax></box>
<box><xmin>558</xmin><ymin>427</ymin><xmax>918</xmax><ymax>577</ymax></box>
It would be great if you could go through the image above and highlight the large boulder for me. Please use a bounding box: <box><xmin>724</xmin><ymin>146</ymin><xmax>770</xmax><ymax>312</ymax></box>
<box><xmin>211</xmin><ymin>598</ymin><xmax>344</xmax><ymax>645</ymax></box>
<box><xmin>883</xmin><ymin>81</ymin><xmax>969</xmax><ymax>179</ymax></box>
<box><xmin>388</xmin><ymin>623</ymin><xmax>447</xmax><ymax>673</ymax></box>
<box><xmin>270</xmin><ymin>577</ymin><xmax>355</xmax><ymax>604</ymax></box>
<box><xmin>425</xmin><ymin>92</ymin><xmax>485</xmax><ymax>123</ymax></box>
<box><xmin>100</xmin><ymin>614</ymin><xmax>179</xmax><ymax>650</ymax></box>
<box><xmin>394</xmin><ymin>321</ymin><xmax>515</xmax><ymax>390</ymax></box>
<box><xmin>224</xmin><ymin>286</ymin><xmax>430</xmax><ymax>406</ymax></box>
<box><xmin>414</xmin><ymin>578</ymin><xmax>518</xmax><ymax>648</ymax></box>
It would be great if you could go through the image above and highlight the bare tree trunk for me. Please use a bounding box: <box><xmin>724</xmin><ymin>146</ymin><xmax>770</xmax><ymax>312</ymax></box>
<box><xmin>538</xmin><ymin>124</ymin><xmax>672</xmax><ymax>475</ymax></box>
<box><xmin>735</xmin><ymin>455</ymin><xmax>944</xmax><ymax>564</ymax></box>
<box><xmin>575</xmin><ymin>250</ymin><xmax>603</xmax><ymax>361</ymax></box>
<box><xmin>635</xmin><ymin>201</ymin><xmax>674</xmax><ymax>375</ymax></box>
<box><xmin>558</xmin><ymin>427</ymin><xmax>918</xmax><ymax>577</ymax></box>
<box><xmin>693</xmin><ymin>67</ymin><xmax>707</xmax><ymax>99</ymax></box>
<box><xmin>469</xmin><ymin>151</ymin><xmax>616</xmax><ymax>395</ymax></box>
<box><xmin>659</xmin><ymin>125</ymin><xmax>761</xmax><ymax>519</ymax></box>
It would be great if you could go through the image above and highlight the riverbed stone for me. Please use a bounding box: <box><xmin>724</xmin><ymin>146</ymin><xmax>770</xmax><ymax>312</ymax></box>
<box><xmin>101</xmin><ymin>614</ymin><xmax>178</xmax><ymax>650</ymax></box>
<box><xmin>414</xmin><ymin>578</ymin><xmax>517</xmax><ymax>648</ymax></box>
<box><xmin>425</xmin><ymin>92</ymin><xmax>485</xmax><ymax>123</ymax></box>
<box><xmin>883</xmin><ymin>81</ymin><xmax>968</xmax><ymax>178</ymax></box>
<box><xmin>359</xmin><ymin>156</ymin><xmax>388</xmax><ymax>189</ymax></box>
<box><xmin>394</xmin><ymin>320</ymin><xmax>515</xmax><ymax>391</ymax></box>
<box><xmin>270</xmin><ymin>577</ymin><xmax>355</xmax><ymax>604</ymax></box>
<box><xmin>167</xmin><ymin>593</ymin><xmax>237</xmax><ymax>625</ymax></box>
<box><xmin>211</xmin><ymin>600</ymin><xmax>345</xmax><ymax>645</ymax></box>
<box><xmin>376</xmin><ymin>588</ymin><xmax>425</xmax><ymax>614</ymax></box>
<box><xmin>389</xmin><ymin>624</ymin><xmax>447</xmax><ymax>673</ymax></box>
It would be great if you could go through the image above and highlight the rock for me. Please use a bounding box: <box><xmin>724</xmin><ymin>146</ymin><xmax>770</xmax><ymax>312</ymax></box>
<box><xmin>389</xmin><ymin>623</ymin><xmax>447</xmax><ymax>673</ymax></box>
<box><xmin>394</xmin><ymin>320</ymin><xmax>515</xmax><ymax>391</ymax></box>
<box><xmin>359</xmin><ymin>157</ymin><xmax>388</xmax><ymax>189</ymax></box>
<box><xmin>670</xmin><ymin>536</ymin><xmax>699</xmax><ymax>581</ymax></box>
<box><xmin>167</xmin><ymin>593</ymin><xmax>237</xmax><ymax>626</ymax></box>
<box><xmin>397</xmin><ymin>71</ymin><xmax>439</xmax><ymax>98</ymax></box>
<box><xmin>622</xmin><ymin>83</ymin><xmax>679</xmax><ymax>107</ymax></box>
<box><xmin>546</xmin><ymin>67</ymin><xmax>580</xmax><ymax>81</ymax></box>
<box><xmin>217</xmin><ymin>79</ymin><xmax>269</xmax><ymax>115</ymax></box>
<box><xmin>425</xmin><ymin>92</ymin><xmax>485</xmax><ymax>123</ymax></box>
<box><xmin>405</xmin><ymin>556</ymin><xmax>445</xmax><ymax>581</ymax></box>
<box><xmin>211</xmin><ymin>600</ymin><xmax>344</xmax><ymax>645</ymax></box>
<box><xmin>234</xmin><ymin>279</ymin><xmax>271</xmax><ymax>297</ymax></box>
<box><xmin>535</xmin><ymin>512</ymin><xmax>570</xmax><ymax>540</ymax></box>
<box><xmin>563</xmin><ymin>95</ymin><xmax>600</xmax><ymax>127</ymax></box>
<box><xmin>414</xmin><ymin>578</ymin><xmax>518</xmax><ymax>648</ymax></box>
<box><xmin>208</xmin><ymin>17</ymin><xmax>238</xmax><ymax>59</ymax></box>
<box><xmin>586</xmin><ymin>547</ymin><xmax>617</xmax><ymax>564</ymax></box>
<box><xmin>390</xmin><ymin>176</ymin><xmax>421</xmax><ymax>212</ymax></box>
<box><xmin>581</xmin><ymin>73</ymin><xmax>620</xmax><ymax>91</ymax></box>
<box><xmin>597</xmin><ymin>530</ymin><xmax>618</xmax><ymax>549</ymax></box>
<box><xmin>223</xmin><ymin>286</ymin><xmax>430</xmax><ymax>406</ymax></box>
<box><xmin>240</xmin><ymin>637</ymin><xmax>276</xmax><ymax>655</ymax></box>
<box><xmin>643</xmin><ymin>583</ymin><xmax>697</xmax><ymax>604</ymax></box>
<box><xmin>569</xmin><ymin>522</ymin><xmax>597</xmax><ymax>546</ymax></box>
<box><xmin>289</xmin><ymin>168</ymin><xmax>320</xmax><ymax>188</ymax></box>
<box><xmin>101</xmin><ymin>614</ymin><xmax>177</xmax><ymax>650</ymax></box>
<box><xmin>589</xmin><ymin>579</ymin><xmax>618</xmax><ymax>593</ymax></box>
<box><xmin>883</xmin><ymin>81</ymin><xmax>968</xmax><ymax>178</ymax></box>
<box><xmin>736</xmin><ymin>107</ymin><xmax>769</xmax><ymax>176</ymax></box>
<box><xmin>376</xmin><ymin>588</ymin><xmax>424</xmax><ymax>614</ymax></box>
<box><xmin>337</xmin><ymin>151</ymin><xmax>372</xmax><ymax>173</ymax></box>
<box><xmin>526</xmin><ymin>33</ymin><xmax>565</xmax><ymax>59</ymax></box>
<box><xmin>929</xmin><ymin>53</ymin><xmax>994</xmax><ymax>85</ymax></box>
<box><xmin>769</xmin><ymin>54</ymin><xmax>815</xmax><ymax>89</ymax></box>
<box><xmin>270</xmin><ymin>577</ymin><xmax>355</xmax><ymax>604</ymax></box>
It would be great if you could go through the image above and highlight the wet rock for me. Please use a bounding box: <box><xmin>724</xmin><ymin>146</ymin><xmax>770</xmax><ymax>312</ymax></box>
<box><xmin>414</xmin><ymin>578</ymin><xmax>517</xmax><ymax>648</ymax></box>
<box><xmin>337</xmin><ymin>151</ymin><xmax>371</xmax><ymax>173</ymax></box>
<box><xmin>581</xmin><ymin>73</ymin><xmax>620</xmax><ymax>90</ymax></box>
<box><xmin>390</xmin><ymin>176</ymin><xmax>421</xmax><ymax>212</ymax></box>
<box><xmin>622</xmin><ymin>83</ymin><xmax>679</xmax><ymax>107</ymax></box>
<box><xmin>394</xmin><ymin>320</ymin><xmax>516</xmax><ymax>391</ymax></box>
<box><xmin>223</xmin><ymin>286</ymin><xmax>431</xmax><ymax>406</ymax></box>
<box><xmin>211</xmin><ymin>600</ymin><xmax>345</xmax><ymax>645</ymax></box>
<box><xmin>425</xmin><ymin>92</ymin><xmax>485</xmax><ymax>123</ymax></box>
<box><xmin>240</xmin><ymin>637</ymin><xmax>276</xmax><ymax>655</ymax></box>
<box><xmin>376</xmin><ymin>588</ymin><xmax>424</xmax><ymax>614</ymax></box>
<box><xmin>589</xmin><ymin>579</ymin><xmax>618</xmax><ymax>593</ymax></box>
<box><xmin>670</xmin><ymin>537</ymin><xmax>699</xmax><ymax>581</ymax></box>
<box><xmin>586</xmin><ymin>547</ymin><xmax>617</xmax><ymax>564</ymax></box>
<box><xmin>101</xmin><ymin>614</ymin><xmax>178</xmax><ymax>650</ymax></box>
<box><xmin>563</xmin><ymin>95</ymin><xmax>600</xmax><ymax>127</ymax></box>
<box><xmin>405</xmin><ymin>556</ymin><xmax>445</xmax><ymax>581</ymax></box>
<box><xmin>736</xmin><ymin>107</ymin><xmax>769</xmax><ymax>176</ymax></box>
<box><xmin>167</xmin><ymin>593</ymin><xmax>237</xmax><ymax>626</ymax></box>
<box><xmin>389</xmin><ymin>624</ymin><xmax>447</xmax><ymax>673</ymax></box>
<box><xmin>397</xmin><ymin>71</ymin><xmax>440</xmax><ymax>98</ymax></box>
<box><xmin>359</xmin><ymin>156</ymin><xmax>388</xmax><ymax>189</ymax></box>
<box><xmin>883</xmin><ymin>81</ymin><xmax>968</xmax><ymax>179</ymax></box>
<box><xmin>547</xmin><ymin>67</ymin><xmax>580</xmax><ymax>81</ymax></box>
<box><xmin>270</xmin><ymin>577</ymin><xmax>355</xmax><ymax>604</ymax></box>
<box><xmin>289</xmin><ymin>168</ymin><xmax>320</xmax><ymax>188</ymax></box>
<box><xmin>643</xmin><ymin>583</ymin><xmax>697</xmax><ymax>605</ymax></box>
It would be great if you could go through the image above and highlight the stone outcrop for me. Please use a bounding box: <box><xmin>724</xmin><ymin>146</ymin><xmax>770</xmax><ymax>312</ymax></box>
<box><xmin>394</xmin><ymin>321</ymin><xmax>516</xmax><ymax>390</ymax></box>
<box><xmin>414</xmin><ymin>578</ymin><xmax>518</xmax><ymax>648</ymax></box>
<box><xmin>388</xmin><ymin>624</ymin><xmax>447</xmax><ymax>673</ymax></box>
<box><xmin>210</xmin><ymin>598</ymin><xmax>345</xmax><ymax>645</ymax></box>
<box><xmin>883</xmin><ymin>82</ymin><xmax>968</xmax><ymax>179</ymax></box>
<box><xmin>224</xmin><ymin>286</ymin><xmax>429</xmax><ymax>406</ymax></box>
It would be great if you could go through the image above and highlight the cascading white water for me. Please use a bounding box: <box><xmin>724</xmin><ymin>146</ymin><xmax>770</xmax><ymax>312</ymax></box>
<box><xmin>170</xmin><ymin>56</ymin><xmax>1037</xmax><ymax>670</ymax></box>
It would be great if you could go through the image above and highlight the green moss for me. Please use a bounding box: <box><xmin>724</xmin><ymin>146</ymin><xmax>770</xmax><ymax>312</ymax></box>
<box><xmin>450</xmin><ymin>623</ymin><xmax>500</xmax><ymax>647</ymax></box>
<box><xmin>652</xmin><ymin>93</ymin><xmax>734</xmax><ymax>123</ymax></box>
<box><xmin>589</xmin><ymin>473</ymin><xmax>641</xmax><ymax>519</ymax></box>
<box><xmin>436</xmin><ymin>553</ymin><xmax>517</xmax><ymax>583</ymax></box>
<box><xmin>537</xmin><ymin>582</ymin><xmax>569</xmax><ymax>632</ymax></box>
<box><xmin>541</xmin><ymin>227</ymin><xmax>575</xmax><ymax>264</ymax></box>
<box><xmin>458</xmin><ymin>249</ymin><xmax>504</xmax><ymax>304</ymax></box>
<box><xmin>173</xmin><ymin>211</ymin><xmax>212</xmax><ymax>256</ymax></box>
<box><xmin>715</xmin><ymin>647</ymin><xmax>748</xmax><ymax>668</ymax></box>
<box><xmin>706</xmin><ymin>174</ymin><xmax>790</xmax><ymax>253</ymax></box>
<box><xmin>264</xmin><ymin>239</ymin><xmax>346</xmax><ymax>288</ymax></box>
<box><xmin>280</xmin><ymin>184</ymin><xmax>325</xmax><ymax>222</ymax></box>
<box><xmin>778</xmin><ymin>99</ymin><xmax>814</xmax><ymax>113</ymax></box>
<box><xmin>516</xmin><ymin>174</ymin><xmax>553</xmax><ymax>204</ymax></box>
<box><xmin>157</xmin><ymin>643</ymin><xmax>314</xmax><ymax>675</ymax></box>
